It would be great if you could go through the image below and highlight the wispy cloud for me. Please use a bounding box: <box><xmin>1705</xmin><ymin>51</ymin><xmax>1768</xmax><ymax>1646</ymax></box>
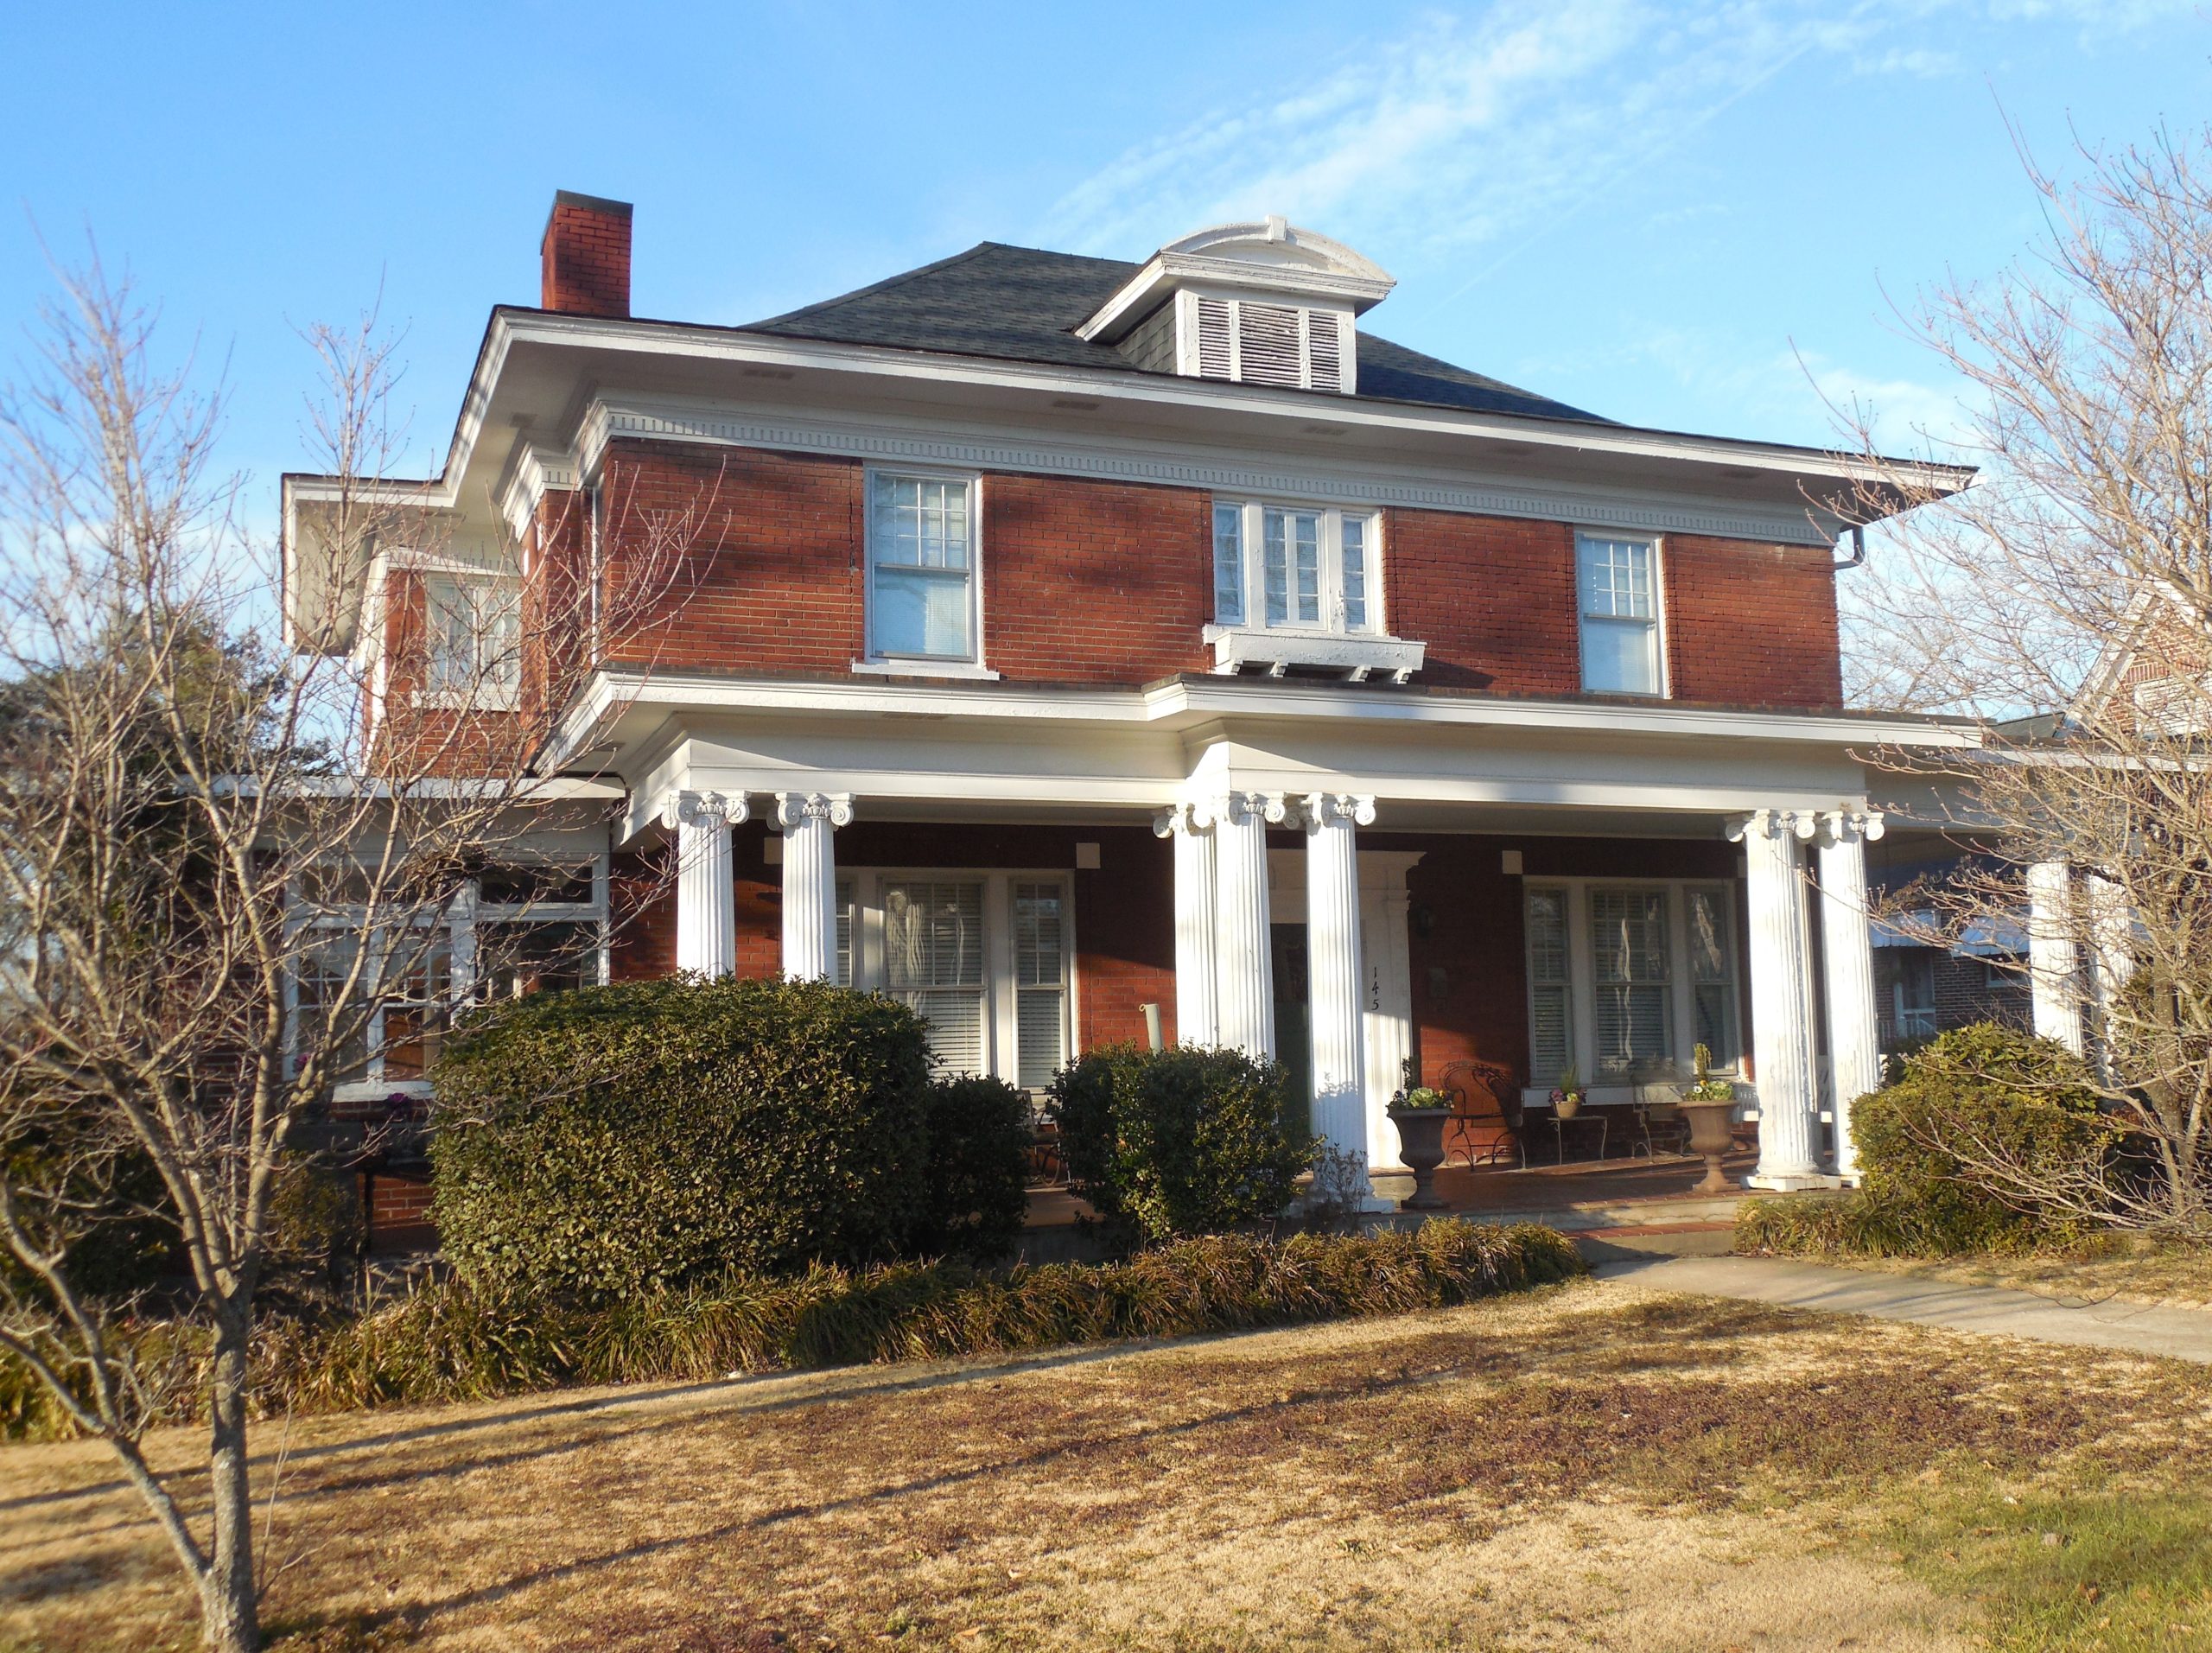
<box><xmin>1033</xmin><ymin>0</ymin><xmax>2195</xmax><ymax>273</ymax></box>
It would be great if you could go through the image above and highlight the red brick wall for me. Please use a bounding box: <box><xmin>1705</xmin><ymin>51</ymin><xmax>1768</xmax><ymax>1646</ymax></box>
<box><xmin>1382</xmin><ymin>510</ymin><xmax>1582</xmax><ymax>695</ymax></box>
<box><xmin>540</xmin><ymin>194</ymin><xmax>631</xmax><ymax>318</ymax></box>
<box><xmin>981</xmin><ymin>474</ymin><xmax>1211</xmax><ymax>680</ymax></box>
<box><xmin>588</xmin><ymin>444</ymin><xmax>1845</xmax><ymax>708</ymax></box>
<box><xmin>1663</xmin><ymin>534</ymin><xmax>1844</xmax><ymax>709</ymax></box>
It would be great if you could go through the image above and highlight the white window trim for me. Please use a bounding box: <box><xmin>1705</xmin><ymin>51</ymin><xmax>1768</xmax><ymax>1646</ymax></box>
<box><xmin>861</xmin><ymin>465</ymin><xmax>987</xmax><ymax>671</ymax></box>
<box><xmin>1521</xmin><ymin>875</ymin><xmax>1739</xmax><ymax>1104</ymax></box>
<box><xmin>1574</xmin><ymin>529</ymin><xmax>1669</xmax><ymax>699</ymax></box>
<box><xmin>288</xmin><ymin>854</ymin><xmax>611</xmax><ymax>1103</ymax></box>
<box><xmin>843</xmin><ymin>866</ymin><xmax>1077</xmax><ymax>1090</ymax></box>
<box><xmin>1210</xmin><ymin>497</ymin><xmax>1387</xmax><ymax>638</ymax></box>
<box><xmin>413</xmin><ymin>570</ymin><xmax>525</xmax><ymax>714</ymax></box>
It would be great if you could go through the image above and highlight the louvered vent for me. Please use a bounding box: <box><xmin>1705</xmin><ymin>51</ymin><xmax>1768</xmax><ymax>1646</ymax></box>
<box><xmin>1237</xmin><ymin>302</ymin><xmax>1303</xmax><ymax>387</ymax></box>
<box><xmin>1195</xmin><ymin>296</ymin><xmax>1234</xmax><ymax>379</ymax></box>
<box><xmin>1307</xmin><ymin>310</ymin><xmax>1344</xmax><ymax>392</ymax></box>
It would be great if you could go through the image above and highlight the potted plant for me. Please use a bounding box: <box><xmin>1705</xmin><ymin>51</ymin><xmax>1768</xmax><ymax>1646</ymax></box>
<box><xmin>1676</xmin><ymin>1042</ymin><xmax>1738</xmax><ymax>1193</ymax></box>
<box><xmin>1386</xmin><ymin>1078</ymin><xmax>1454</xmax><ymax>1211</ymax></box>
<box><xmin>1548</xmin><ymin>1064</ymin><xmax>1585</xmax><ymax>1120</ymax></box>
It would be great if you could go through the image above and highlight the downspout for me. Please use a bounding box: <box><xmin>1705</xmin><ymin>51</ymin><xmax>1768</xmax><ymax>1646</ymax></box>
<box><xmin>1832</xmin><ymin>525</ymin><xmax>1867</xmax><ymax>572</ymax></box>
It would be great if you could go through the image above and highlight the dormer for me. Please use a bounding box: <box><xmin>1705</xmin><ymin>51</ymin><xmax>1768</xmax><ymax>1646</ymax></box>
<box><xmin>1075</xmin><ymin>216</ymin><xmax>1395</xmax><ymax>395</ymax></box>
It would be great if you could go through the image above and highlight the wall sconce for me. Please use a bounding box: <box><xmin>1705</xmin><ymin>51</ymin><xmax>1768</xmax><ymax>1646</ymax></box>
<box><xmin>1413</xmin><ymin>904</ymin><xmax>1436</xmax><ymax>938</ymax></box>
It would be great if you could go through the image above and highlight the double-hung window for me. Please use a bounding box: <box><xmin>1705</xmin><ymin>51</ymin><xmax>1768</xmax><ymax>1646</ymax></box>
<box><xmin>883</xmin><ymin>880</ymin><xmax>989</xmax><ymax>1075</ymax></box>
<box><xmin>1577</xmin><ymin>532</ymin><xmax>1662</xmax><ymax>696</ymax></box>
<box><xmin>1013</xmin><ymin>881</ymin><xmax>1070</xmax><ymax>1089</ymax></box>
<box><xmin>423</xmin><ymin>575</ymin><xmax>521</xmax><ymax>704</ymax></box>
<box><xmin>868</xmin><ymin>471</ymin><xmax>979</xmax><ymax>664</ymax></box>
<box><xmin>1211</xmin><ymin>499</ymin><xmax>1378</xmax><ymax>635</ymax></box>
<box><xmin>1524</xmin><ymin>879</ymin><xmax>1740</xmax><ymax>1089</ymax></box>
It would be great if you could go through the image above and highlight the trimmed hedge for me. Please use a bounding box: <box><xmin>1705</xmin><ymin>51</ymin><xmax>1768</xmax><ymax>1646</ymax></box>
<box><xmin>0</xmin><ymin>1221</ymin><xmax>1586</xmax><ymax>1438</ymax></box>
<box><xmin>1051</xmin><ymin>1045</ymin><xmax>1316</xmax><ymax>1240</ymax></box>
<box><xmin>429</xmin><ymin>976</ymin><xmax>934</xmax><ymax>1294</ymax></box>
<box><xmin>1740</xmin><ymin>1023</ymin><xmax>2111</xmax><ymax>1259</ymax></box>
<box><xmin>912</xmin><ymin>1075</ymin><xmax>1033</xmax><ymax>1263</ymax></box>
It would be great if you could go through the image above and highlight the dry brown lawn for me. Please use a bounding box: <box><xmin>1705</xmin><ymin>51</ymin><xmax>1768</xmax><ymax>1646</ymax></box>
<box><xmin>5</xmin><ymin>1277</ymin><xmax>2211</xmax><ymax>1651</ymax></box>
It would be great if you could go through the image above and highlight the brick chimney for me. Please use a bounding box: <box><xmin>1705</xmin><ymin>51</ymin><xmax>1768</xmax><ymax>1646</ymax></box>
<box><xmin>539</xmin><ymin>190</ymin><xmax>632</xmax><ymax>317</ymax></box>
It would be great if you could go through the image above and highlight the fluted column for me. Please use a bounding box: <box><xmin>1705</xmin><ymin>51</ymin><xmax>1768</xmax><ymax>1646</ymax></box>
<box><xmin>2026</xmin><ymin>861</ymin><xmax>2083</xmax><ymax>1054</ymax></box>
<box><xmin>1303</xmin><ymin>793</ymin><xmax>1375</xmax><ymax>1195</ymax></box>
<box><xmin>1815</xmin><ymin>808</ymin><xmax>1884</xmax><ymax>1183</ymax></box>
<box><xmin>1154</xmin><ymin>801</ymin><xmax>1219</xmax><ymax>1047</ymax></box>
<box><xmin>2086</xmin><ymin>872</ymin><xmax>2135</xmax><ymax>1073</ymax></box>
<box><xmin>773</xmin><ymin>792</ymin><xmax>853</xmax><ymax>980</ymax></box>
<box><xmin>1213</xmin><ymin>790</ymin><xmax>1285</xmax><ymax>1061</ymax></box>
<box><xmin>660</xmin><ymin>790</ymin><xmax>747</xmax><ymax>978</ymax></box>
<box><xmin>1727</xmin><ymin>808</ymin><xmax>1830</xmax><ymax>1189</ymax></box>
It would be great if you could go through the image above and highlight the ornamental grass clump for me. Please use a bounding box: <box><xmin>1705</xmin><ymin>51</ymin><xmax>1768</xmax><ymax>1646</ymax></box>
<box><xmin>3</xmin><ymin>1220</ymin><xmax>1583</xmax><ymax>1436</ymax></box>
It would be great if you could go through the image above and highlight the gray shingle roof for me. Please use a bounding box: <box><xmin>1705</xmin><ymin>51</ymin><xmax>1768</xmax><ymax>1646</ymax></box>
<box><xmin>741</xmin><ymin>243</ymin><xmax>1609</xmax><ymax>425</ymax></box>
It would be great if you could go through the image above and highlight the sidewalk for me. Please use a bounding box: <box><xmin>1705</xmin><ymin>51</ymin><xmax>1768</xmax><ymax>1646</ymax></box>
<box><xmin>1596</xmin><ymin>1254</ymin><xmax>2212</xmax><ymax>1364</ymax></box>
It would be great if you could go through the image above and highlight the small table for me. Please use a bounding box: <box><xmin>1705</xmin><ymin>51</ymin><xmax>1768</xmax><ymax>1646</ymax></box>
<box><xmin>1527</xmin><ymin>1106</ymin><xmax>1611</xmax><ymax>1164</ymax></box>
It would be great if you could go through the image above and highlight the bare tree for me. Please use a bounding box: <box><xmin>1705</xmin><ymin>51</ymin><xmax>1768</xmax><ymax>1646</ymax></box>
<box><xmin>1842</xmin><ymin>126</ymin><xmax>2212</xmax><ymax>1237</ymax></box>
<box><xmin>0</xmin><ymin>255</ymin><xmax>709</xmax><ymax>1650</ymax></box>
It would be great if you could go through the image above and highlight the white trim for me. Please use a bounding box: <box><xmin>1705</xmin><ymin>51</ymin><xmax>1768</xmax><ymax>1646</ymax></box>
<box><xmin>579</xmin><ymin>394</ymin><xmax>1853</xmax><ymax>550</ymax></box>
<box><xmin>861</xmin><ymin>464</ymin><xmax>987</xmax><ymax>670</ymax></box>
<box><xmin>1574</xmin><ymin>529</ymin><xmax>1669</xmax><ymax>699</ymax></box>
<box><xmin>849</xmin><ymin>658</ymin><xmax>1003</xmax><ymax>682</ymax></box>
<box><xmin>497</xmin><ymin>442</ymin><xmax>581</xmax><ymax>543</ymax></box>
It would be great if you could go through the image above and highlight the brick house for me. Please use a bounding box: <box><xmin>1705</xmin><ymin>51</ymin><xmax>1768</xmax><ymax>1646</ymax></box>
<box><xmin>284</xmin><ymin>190</ymin><xmax>1989</xmax><ymax>1231</ymax></box>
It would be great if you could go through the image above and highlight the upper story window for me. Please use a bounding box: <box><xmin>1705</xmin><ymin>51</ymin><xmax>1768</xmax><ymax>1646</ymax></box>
<box><xmin>1577</xmin><ymin>533</ymin><xmax>1663</xmax><ymax>696</ymax></box>
<box><xmin>868</xmin><ymin>471</ymin><xmax>979</xmax><ymax>664</ymax></box>
<box><xmin>1212</xmin><ymin>499</ymin><xmax>1377</xmax><ymax>635</ymax></box>
<box><xmin>423</xmin><ymin>575</ymin><xmax>520</xmax><ymax>705</ymax></box>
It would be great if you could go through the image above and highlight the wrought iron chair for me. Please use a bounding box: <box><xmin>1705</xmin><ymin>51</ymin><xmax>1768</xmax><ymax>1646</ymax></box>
<box><xmin>1438</xmin><ymin>1059</ymin><xmax>1522</xmax><ymax>1167</ymax></box>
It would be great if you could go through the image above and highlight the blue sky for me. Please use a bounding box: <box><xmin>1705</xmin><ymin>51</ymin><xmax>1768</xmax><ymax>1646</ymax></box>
<box><xmin>3</xmin><ymin>0</ymin><xmax>2206</xmax><ymax>506</ymax></box>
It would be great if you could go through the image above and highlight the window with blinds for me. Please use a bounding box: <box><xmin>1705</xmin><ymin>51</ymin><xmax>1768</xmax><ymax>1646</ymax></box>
<box><xmin>1012</xmin><ymin>881</ymin><xmax>1068</xmax><ymax>1090</ymax></box>
<box><xmin>1590</xmin><ymin>887</ymin><xmax>1672</xmax><ymax>1071</ymax></box>
<box><xmin>1525</xmin><ymin>887</ymin><xmax>1572</xmax><ymax>1084</ymax></box>
<box><xmin>883</xmin><ymin>880</ymin><xmax>987</xmax><ymax>1074</ymax></box>
<box><xmin>834</xmin><ymin>878</ymin><xmax>854</xmax><ymax>989</ymax></box>
<box><xmin>1686</xmin><ymin>884</ymin><xmax>1738</xmax><ymax>1066</ymax></box>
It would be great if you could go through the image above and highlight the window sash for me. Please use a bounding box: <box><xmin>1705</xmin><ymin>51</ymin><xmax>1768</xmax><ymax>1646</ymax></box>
<box><xmin>1524</xmin><ymin>887</ymin><xmax>1573</xmax><ymax>1085</ymax></box>
<box><xmin>424</xmin><ymin>576</ymin><xmax>520</xmax><ymax>697</ymax></box>
<box><xmin>1577</xmin><ymin>535</ymin><xmax>1662</xmax><ymax>696</ymax></box>
<box><xmin>1212</xmin><ymin>504</ymin><xmax>1245</xmax><ymax>626</ymax></box>
<box><xmin>869</xmin><ymin>473</ymin><xmax>976</xmax><ymax>660</ymax></box>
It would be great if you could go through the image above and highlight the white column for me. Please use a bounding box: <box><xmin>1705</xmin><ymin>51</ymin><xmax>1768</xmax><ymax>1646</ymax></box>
<box><xmin>2086</xmin><ymin>871</ymin><xmax>2135</xmax><ymax>1070</ymax></box>
<box><xmin>2026</xmin><ymin>861</ymin><xmax>2084</xmax><ymax>1054</ymax></box>
<box><xmin>1213</xmin><ymin>790</ymin><xmax>1285</xmax><ymax>1061</ymax></box>
<box><xmin>1154</xmin><ymin>802</ymin><xmax>1218</xmax><ymax>1046</ymax></box>
<box><xmin>1727</xmin><ymin>808</ymin><xmax>1832</xmax><ymax>1190</ymax></box>
<box><xmin>1815</xmin><ymin>809</ymin><xmax>1885</xmax><ymax>1184</ymax></box>
<box><xmin>661</xmin><ymin>790</ymin><xmax>747</xmax><ymax>978</ymax></box>
<box><xmin>772</xmin><ymin>792</ymin><xmax>853</xmax><ymax>980</ymax></box>
<box><xmin>1303</xmin><ymin>793</ymin><xmax>1376</xmax><ymax>1198</ymax></box>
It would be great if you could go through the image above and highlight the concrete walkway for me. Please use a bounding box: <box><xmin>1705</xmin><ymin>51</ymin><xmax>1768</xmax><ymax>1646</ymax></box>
<box><xmin>1597</xmin><ymin>1254</ymin><xmax>2212</xmax><ymax>1365</ymax></box>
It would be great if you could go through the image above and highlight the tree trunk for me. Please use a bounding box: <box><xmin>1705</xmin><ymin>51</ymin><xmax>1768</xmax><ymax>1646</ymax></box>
<box><xmin>198</xmin><ymin>1309</ymin><xmax>259</xmax><ymax>1652</ymax></box>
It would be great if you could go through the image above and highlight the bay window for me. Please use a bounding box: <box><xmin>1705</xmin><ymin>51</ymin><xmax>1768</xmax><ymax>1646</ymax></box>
<box><xmin>868</xmin><ymin>470</ymin><xmax>979</xmax><ymax>664</ymax></box>
<box><xmin>1577</xmin><ymin>532</ymin><xmax>1663</xmax><ymax>696</ymax></box>
<box><xmin>842</xmin><ymin>868</ymin><xmax>1075</xmax><ymax>1089</ymax></box>
<box><xmin>1523</xmin><ymin>878</ymin><xmax>1739</xmax><ymax>1092</ymax></box>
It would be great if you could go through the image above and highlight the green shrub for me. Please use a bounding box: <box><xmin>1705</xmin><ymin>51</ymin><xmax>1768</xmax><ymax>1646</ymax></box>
<box><xmin>429</xmin><ymin>975</ymin><xmax>932</xmax><ymax>1296</ymax></box>
<box><xmin>1049</xmin><ymin>1045</ymin><xmax>1317</xmax><ymax>1241</ymax></box>
<box><xmin>1849</xmin><ymin>1022</ymin><xmax>2109</xmax><ymax>1252</ymax></box>
<box><xmin>912</xmin><ymin>1075</ymin><xmax>1033</xmax><ymax>1263</ymax></box>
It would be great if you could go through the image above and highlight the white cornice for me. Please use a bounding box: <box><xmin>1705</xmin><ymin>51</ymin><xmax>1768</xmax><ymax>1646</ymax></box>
<box><xmin>544</xmin><ymin>665</ymin><xmax>1982</xmax><ymax>775</ymax></box>
<box><xmin>497</xmin><ymin>442</ymin><xmax>582</xmax><ymax>542</ymax></box>
<box><xmin>578</xmin><ymin>393</ymin><xmax>1847</xmax><ymax>548</ymax></box>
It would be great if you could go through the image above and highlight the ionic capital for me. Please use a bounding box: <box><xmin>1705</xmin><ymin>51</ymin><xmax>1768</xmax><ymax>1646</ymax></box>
<box><xmin>772</xmin><ymin>792</ymin><xmax>855</xmax><ymax>831</ymax></box>
<box><xmin>659</xmin><ymin>789</ymin><xmax>749</xmax><ymax>832</ymax></box>
<box><xmin>1816</xmin><ymin>807</ymin><xmax>1886</xmax><ymax>848</ymax></box>
<box><xmin>1153</xmin><ymin>799</ymin><xmax>1218</xmax><ymax>838</ymax></box>
<box><xmin>1300</xmin><ymin>792</ymin><xmax>1377</xmax><ymax>830</ymax></box>
<box><xmin>1725</xmin><ymin>807</ymin><xmax>1820</xmax><ymax>845</ymax></box>
<box><xmin>1219</xmin><ymin>790</ymin><xmax>1292</xmax><ymax>828</ymax></box>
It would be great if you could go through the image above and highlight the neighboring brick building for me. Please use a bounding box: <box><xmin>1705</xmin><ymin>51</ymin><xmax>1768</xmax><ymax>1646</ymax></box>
<box><xmin>285</xmin><ymin>194</ymin><xmax>1982</xmax><ymax>1232</ymax></box>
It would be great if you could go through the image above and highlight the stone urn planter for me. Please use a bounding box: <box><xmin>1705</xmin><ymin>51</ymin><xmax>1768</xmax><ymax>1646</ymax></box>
<box><xmin>1389</xmin><ymin>1091</ymin><xmax>1453</xmax><ymax>1211</ymax></box>
<box><xmin>1678</xmin><ymin>1100</ymin><xmax>1738</xmax><ymax>1194</ymax></box>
